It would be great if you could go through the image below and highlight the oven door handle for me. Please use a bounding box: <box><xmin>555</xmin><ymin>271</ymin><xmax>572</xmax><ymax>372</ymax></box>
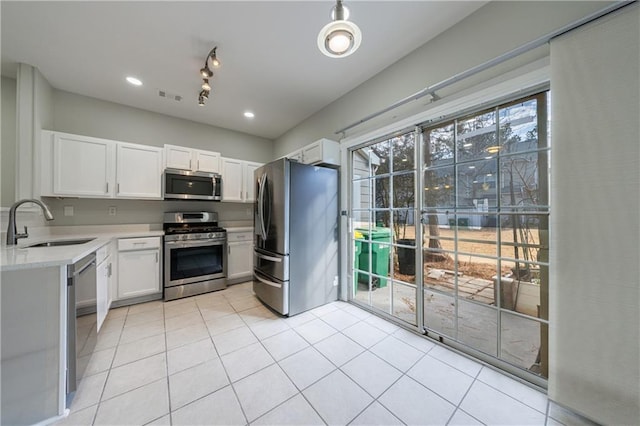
<box><xmin>254</xmin><ymin>273</ymin><xmax>282</xmax><ymax>289</ymax></box>
<box><xmin>165</xmin><ymin>239</ymin><xmax>225</xmax><ymax>247</ymax></box>
<box><xmin>255</xmin><ymin>252</ymin><xmax>282</xmax><ymax>263</ymax></box>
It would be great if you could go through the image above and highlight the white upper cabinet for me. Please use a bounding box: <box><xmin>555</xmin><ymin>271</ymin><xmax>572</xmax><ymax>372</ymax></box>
<box><xmin>194</xmin><ymin>149</ymin><xmax>221</xmax><ymax>173</ymax></box>
<box><xmin>41</xmin><ymin>130</ymin><xmax>163</xmax><ymax>200</ymax></box>
<box><xmin>244</xmin><ymin>161</ymin><xmax>261</xmax><ymax>202</ymax></box>
<box><xmin>221</xmin><ymin>157</ymin><xmax>244</xmax><ymax>202</ymax></box>
<box><xmin>221</xmin><ymin>158</ymin><xmax>263</xmax><ymax>203</ymax></box>
<box><xmin>164</xmin><ymin>144</ymin><xmax>221</xmax><ymax>173</ymax></box>
<box><xmin>45</xmin><ymin>131</ymin><xmax>115</xmax><ymax>197</ymax></box>
<box><xmin>116</xmin><ymin>142</ymin><xmax>163</xmax><ymax>199</ymax></box>
<box><xmin>164</xmin><ymin>144</ymin><xmax>193</xmax><ymax>170</ymax></box>
<box><xmin>286</xmin><ymin>138</ymin><xmax>340</xmax><ymax>166</ymax></box>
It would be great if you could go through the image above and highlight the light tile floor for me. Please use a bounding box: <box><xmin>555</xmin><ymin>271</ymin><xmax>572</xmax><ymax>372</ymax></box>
<box><xmin>59</xmin><ymin>282</ymin><xmax>595</xmax><ymax>426</ymax></box>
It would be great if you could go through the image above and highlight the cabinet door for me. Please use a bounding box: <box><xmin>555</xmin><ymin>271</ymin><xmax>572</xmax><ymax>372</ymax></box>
<box><xmin>244</xmin><ymin>162</ymin><xmax>262</xmax><ymax>202</ymax></box>
<box><xmin>117</xmin><ymin>249</ymin><xmax>161</xmax><ymax>299</ymax></box>
<box><xmin>96</xmin><ymin>256</ymin><xmax>110</xmax><ymax>332</ymax></box>
<box><xmin>116</xmin><ymin>143</ymin><xmax>163</xmax><ymax>199</ymax></box>
<box><xmin>228</xmin><ymin>241</ymin><xmax>253</xmax><ymax>280</ymax></box>
<box><xmin>302</xmin><ymin>141</ymin><xmax>322</xmax><ymax>164</ymax></box>
<box><xmin>53</xmin><ymin>133</ymin><xmax>114</xmax><ymax>197</ymax></box>
<box><xmin>221</xmin><ymin>158</ymin><xmax>244</xmax><ymax>202</ymax></box>
<box><xmin>289</xmin><ymin>149</ymin><xmax>304</xmax><ymax>162</ymax></box>
<box><xmin>165</xmin><ymin>144</ymin><xmax>193</xmax><ymax>170</ymax></box>
<box><xmin>195</xmin><ymin>150</ymin><xmax>221</xmax><ymax>173</ymax></box>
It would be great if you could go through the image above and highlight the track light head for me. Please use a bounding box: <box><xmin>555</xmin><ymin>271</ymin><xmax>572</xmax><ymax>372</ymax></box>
<box><xmin>200</xmin><ymin>67</ymin><xmax>213</xmax><ymax>78</ymax></box>
<box><xmin>202</xmin><ymin>79</ymin><xmax>211</xmax><ymax>91</ymax></box>
<box><xmin>209</xmin><ymin>47</ymin><xmax>221</xmax><ymax>68</ymax></box>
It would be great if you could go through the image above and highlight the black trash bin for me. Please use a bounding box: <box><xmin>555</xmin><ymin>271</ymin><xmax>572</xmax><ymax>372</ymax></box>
<box><xmin>397</xmin><ymin>239</ymin><xmax>416</xmax><ymax>275</ymax></box>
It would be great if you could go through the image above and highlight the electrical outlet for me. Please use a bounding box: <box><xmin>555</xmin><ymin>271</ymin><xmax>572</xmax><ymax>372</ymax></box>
<box><xmin>63</xmin><ymin>206</ymin><xmax>74</xmax><ymax>217</ymax></box>
<box><xmin>108</xmin><ymin>206</ymin><xmax>117</xmax><ymax>216</ymax></box>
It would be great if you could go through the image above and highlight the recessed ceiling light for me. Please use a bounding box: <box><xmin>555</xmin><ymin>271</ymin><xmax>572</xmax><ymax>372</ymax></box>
<box><xmin>126</xmin><ymin>76</ymin><xmax>142</xmax><ymax>86</ymax></box>
<box><xmin>244</xmin><ymin>111</ymin><xmax>255</xmax><ymax>119</ymax></box>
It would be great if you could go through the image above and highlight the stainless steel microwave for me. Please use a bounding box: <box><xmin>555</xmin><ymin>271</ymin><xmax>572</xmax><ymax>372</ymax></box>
<box><xmin>163</xmin><ymin>169</ymin><xmax>222</xmax><ymax>201</ymax></box>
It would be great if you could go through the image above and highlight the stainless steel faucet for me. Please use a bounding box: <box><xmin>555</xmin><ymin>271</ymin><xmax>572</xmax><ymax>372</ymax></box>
<box><xmin>6</xmin><ymin>199</ymin><xmax>55</xmax><ymax>246</ymax></box>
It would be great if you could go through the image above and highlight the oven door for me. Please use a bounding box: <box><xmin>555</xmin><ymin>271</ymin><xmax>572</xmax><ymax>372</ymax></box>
<box><xmin>164</xmin><ymin>238</ymin><xmax>226</xmax><ymax>288</ymax></box>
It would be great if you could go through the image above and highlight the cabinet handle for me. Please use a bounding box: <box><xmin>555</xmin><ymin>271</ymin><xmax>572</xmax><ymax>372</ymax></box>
<box><xmin>228</xmin><ymin>245</ymin><xmax>230</xmax><ymax>254</ymax></box>
<box><xmin>197</xmin><ymin>160</ymin><xmax>200</xmax><ymax>170</ymax></box>
<box><xmin>155</xmin><ymin>252</ymin><xmax>158</xmax><ymax>263</ymax></box>
<box><xmin>106</xmin><ymin>182</ymin><xmax>109</xmax><ymax>193</ymax></box>
<box><xmin>117</xmin><ymin>183</ymin><xmax>120</xmax><ymax>194</ymax></box>
<box><xmin>189</xmin><ymin>159</ymin><xmax>192</xmax><ymax>170</ymax></box>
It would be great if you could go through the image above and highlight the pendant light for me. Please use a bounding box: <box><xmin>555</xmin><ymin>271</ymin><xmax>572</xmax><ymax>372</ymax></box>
<box><xmin>317</xmin><ymin>0</ymin><xmax>362</xmax><ymax>58</ymax></box>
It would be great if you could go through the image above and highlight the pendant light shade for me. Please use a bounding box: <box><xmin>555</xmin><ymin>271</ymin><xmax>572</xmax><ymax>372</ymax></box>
<box><xmin>318</xmin><ymin>1</ymin><xmax>361</xmax><ymax>58</ymax></box>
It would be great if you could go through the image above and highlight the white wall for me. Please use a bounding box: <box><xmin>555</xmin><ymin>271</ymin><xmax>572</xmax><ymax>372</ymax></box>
<box><xmin>1</xmin><ymin>77</ymin><xmax>17</xmax><ymax>206</ymax></box>
<box><xmin>51</xmin><ymin>90</ymin><xmax>273</xmax><ymax>162</ymax></box>
<box><xmin>273</xmin><ymin>1</ymin><xmax>612</xmax><ymax>155</ymax></box>
<box><xmin>43</xmin><ymin>198</ymin><xmax>253</xmax><ymax>227</ymax></box>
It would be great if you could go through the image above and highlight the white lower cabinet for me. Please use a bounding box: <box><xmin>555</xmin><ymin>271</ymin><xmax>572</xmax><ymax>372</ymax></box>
<box><xmin>227</xmin><ymin>230</ymin><xmax>253</xmax><ymax>282</ymax></box>
<box><xmin>96</xmin><ymin>246</ymin><xmax>112</xmax><ymax>332</ymax></box>
<box><xmin>117</xmin><ymin>237</ymin><xmax>161</xmax><ymax>300</ymax></box>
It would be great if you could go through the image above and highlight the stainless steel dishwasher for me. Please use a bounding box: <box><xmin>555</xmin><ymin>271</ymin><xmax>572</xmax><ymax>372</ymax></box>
<box><xmin>66</xmin><ymin>253</ymin><xmax>96</xmax><ymax>407</ymax></box>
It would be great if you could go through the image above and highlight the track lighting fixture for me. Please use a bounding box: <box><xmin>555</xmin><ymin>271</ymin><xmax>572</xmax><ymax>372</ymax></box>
<box><xmin>197</xmin><ymin>46</ymin><xmax>220</xmax><ymax>106</ymax></box>
<box><xmin>318</xmin><ymin>0</ymin><xmax>361</xmax><ymax>58</ymax></box>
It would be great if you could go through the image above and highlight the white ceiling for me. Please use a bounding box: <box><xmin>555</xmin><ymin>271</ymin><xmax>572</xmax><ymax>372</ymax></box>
<box><xmin>1</xmin><ymin>1</ymin><xmax>486</xmax><ymax>140</ymax></box>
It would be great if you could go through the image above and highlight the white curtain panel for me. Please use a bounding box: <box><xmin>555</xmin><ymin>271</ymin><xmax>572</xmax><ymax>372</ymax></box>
<box><xmin>548</xmin><ymin>4</ymin><xmax>639</xmax><ymax>425</ymax></box>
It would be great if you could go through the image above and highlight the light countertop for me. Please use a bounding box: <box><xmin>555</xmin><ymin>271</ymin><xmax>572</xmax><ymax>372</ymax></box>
<box><xmin>1</xmin><ymin>230</ymin><xmax>164</xmax><ymax>272</ymax></box>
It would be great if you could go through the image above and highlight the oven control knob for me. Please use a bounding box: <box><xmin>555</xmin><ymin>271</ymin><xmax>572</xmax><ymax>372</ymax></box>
<box><xmin>208</xmin><ymin>233</ymin><xmax>213</xmax><ymax>238</ymax></box>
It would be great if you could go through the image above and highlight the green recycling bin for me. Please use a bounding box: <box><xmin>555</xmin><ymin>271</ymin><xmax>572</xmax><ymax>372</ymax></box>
<box><xmin>355</xmin><ymin>227</ymin><xmax>392</xmax><ymax>288</ymax></box>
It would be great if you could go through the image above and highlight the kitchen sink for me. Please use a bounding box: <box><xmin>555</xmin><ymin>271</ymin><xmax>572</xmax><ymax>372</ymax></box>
<box><xmin>26</xmin><ymin>238</ymin><xmax>95</xmax><ymax>248</ymax></box>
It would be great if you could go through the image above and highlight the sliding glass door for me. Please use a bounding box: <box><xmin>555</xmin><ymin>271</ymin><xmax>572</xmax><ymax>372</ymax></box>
<box><xmin>349</xmin><ymin>91</ymin><xmax>550</xmax><ymax>380</ymax></box>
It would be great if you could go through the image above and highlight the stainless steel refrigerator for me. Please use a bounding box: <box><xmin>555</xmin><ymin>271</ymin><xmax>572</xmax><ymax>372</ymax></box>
<box><xmin>253</xmin><ymin>158</ymin><xmax>339</xmax><ymax>316</ymax></box>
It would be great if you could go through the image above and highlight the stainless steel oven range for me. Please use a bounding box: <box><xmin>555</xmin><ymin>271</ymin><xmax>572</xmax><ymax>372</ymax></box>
<box><xmin>163</xmin><ymin>211</ymin><xmax>227</xmax><ymax>301</ymax></box>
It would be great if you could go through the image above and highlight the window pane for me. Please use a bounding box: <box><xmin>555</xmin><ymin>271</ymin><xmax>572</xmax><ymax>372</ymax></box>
<box><xmin>498</xmin><ymin>260</ymin><xmax>546</xmax><ymax>319</ymax></box>
<box><xmin>457</xmin><ymin>110</ymin><xmax>498</xmax><ymax>162</ymax></box>
<box><xmin>352</xmin><ymin>177</ymin><xmax>372</xmax><ymax>210</ymax></box>
<box><xmin>499</xmin><ymin>98</ymin><xmax>540</xmax><ymax>154</ymax></box>
<box><xmin>352</xmin><ymin>211</ymin><xmax>372</xmax><ymax>234</ymax></box>
<box><xmin>456</xmin><ymin>158</ymin><xmax>498</xmax><ymax>209</ymax></box>
<box><xmin>424</xmin><ymin>289</ymin><xmax>455</xmax><ymax>338</ymax></box>
<box><xmin>499</xmin><ymin>214</ymin><xmax>549</xmax><ymax>261</ymax></box>
<box><xmin>370</xmin><ymin>140</ymin><xmax>390</xmax><ymax>176</ymax></box>
<box><xmin>393</xmin><ymin>172</ymin><xmax>415</xmax><ymax>208</ymax></box>
<box><xmin>393</xmin><ymin>282</ymin><xmax>417</xmax><ymax>325</ymax></box>
<box><xmin>373</xmin><ymin>176</ymin><xmax>390</xmax><ymax>209</ymax></box>
<box><xmin>423</xmin><ymin>122</ymin><xmax>455</xmax><ymax>167</ymax></box>
<box><xmin>500</xmin><ymin>151</ymin><xmax>548</xmax><ymax>209</ymax></box>
<box><xmin>393</xmin><ymin>209</ymin><xmax>415</xmax><ymax>241</ymax></box>
<box><xmin>456</xmin><ymin>254</ymin><xmax>500</xmax><ymax>305</ymax></box>
<box><xmin>500</xmin><ymin>311</ymin><xmax>546</xmax><ymax>377</ymax></box>
<box><xmin>392</xmin><ymin>133</ymin><xmax>415</xmax><ymax>173</ymax></box>
<box><xmin>424</xmin><ymin>250</ymin><xmax>455</xmax><ymax>295</ymax></box>
<box><xmin>458</xmin><ymin>300</ymin><xmax>497</xmax><ymax>356</ymax></box>
<box><xmin>421</xmin><ymin>211</ymin><xmax>455</xmax><ymax>249</ymax></box>
<box><xmin>424</xmin><ymin>166</ymin><xmax>455</xmax><ymax>209</ymax></box>
<box><xmin>394</xmin><ymin>244</ymin><xmax>415</xmax><ymax>285</ymax></box>
<box><xmin>352</xmin><ymin>147</ymin><xmax>377</xmax><ymax>176</ymax></box>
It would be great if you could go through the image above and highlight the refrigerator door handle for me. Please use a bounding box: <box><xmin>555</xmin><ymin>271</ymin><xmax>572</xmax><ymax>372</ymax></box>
<box><xmin>255</xmin><ymin>252</ymin><xmax>283</xmax><ymax>263</ymax></box>
<box><xmin>258</xmin><ymin>172</ymin><xmax>268</xmax><ymax>241</ymax></box>
<box><xmin>254</xmin><ymin>273</ymin><xmax>282</xmax><ymax>289</ymax></box>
